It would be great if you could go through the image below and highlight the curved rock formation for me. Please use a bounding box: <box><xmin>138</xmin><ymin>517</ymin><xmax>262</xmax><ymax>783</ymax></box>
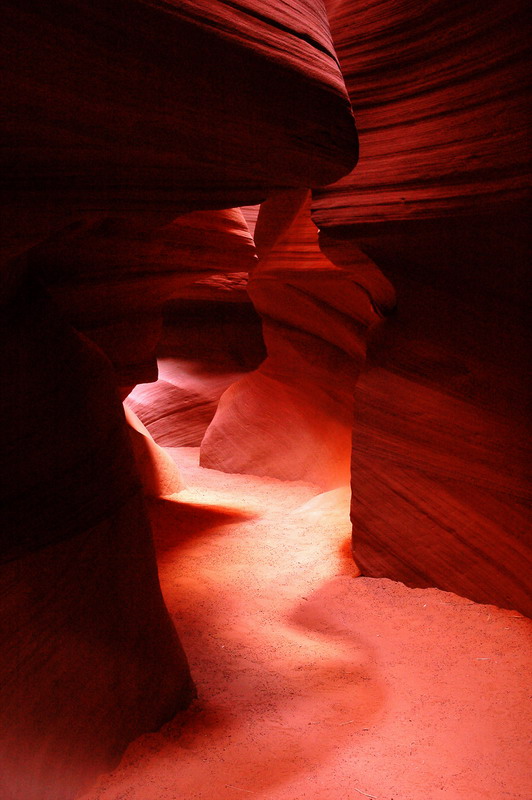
<box><xmin>312</xmin><ymin>0</ymin><xmax>531</xmax><ymax>613</ymax></box>
<box><xmin>26</xmin><ymin>208</ymin><xmax>256</xmax><ymax>387</ymax></box>
<box><xmin>3</xmin><ymin>1</ymin><xmax>530</xmax><ymax>795</ymax></box>
<box><xmin>1</xmin><ymin>2</ymin><xmax>361</xmax><ymax>797</ymax></box>
<box><xmin>314</xmin><ymin>0</ymin><xmax>530</xmax><ymax>225</ymax></box>
<box><xmin>0</xmin><ymin>283</ymin><xmax>194</xmax><ymax>800</ymax></box>
<box><xmin>124</xmin><ymin>405</ymin><xmax>184</xmax><ymax>497</ymax></box>
<box><xmin>2</xmin><ymin>0</ymin><xmax>357</xmax><ymax>266</ymax></box>
<box><xmin>200</xmin><ymin>192</ymin><xmax>395</xmax><ymax>487</ymax></box>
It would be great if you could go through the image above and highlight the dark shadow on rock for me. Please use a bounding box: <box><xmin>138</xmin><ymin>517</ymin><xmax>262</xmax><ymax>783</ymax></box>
<box><xmin>149</xmin><ymin>497</ymin><xmax>257</xmax><ymax>553</ymax></box>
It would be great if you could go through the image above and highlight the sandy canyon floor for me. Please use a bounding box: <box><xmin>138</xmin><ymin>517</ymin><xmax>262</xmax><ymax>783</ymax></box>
<box><xmin>80</xmin><ymin>445</ymin><xmax>531</xmax><ymax>800</ymax></box>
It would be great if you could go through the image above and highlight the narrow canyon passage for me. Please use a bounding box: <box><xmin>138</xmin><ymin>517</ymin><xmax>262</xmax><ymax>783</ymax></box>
<box><xmin>3</xmin><ymin>2</ymin><xmax>530</xmax><ymax>797</ymax></box>
<box><xmin>79</xmin><ymin>443</ymin><xmax>531</xmax><ymax>800</ymax></box>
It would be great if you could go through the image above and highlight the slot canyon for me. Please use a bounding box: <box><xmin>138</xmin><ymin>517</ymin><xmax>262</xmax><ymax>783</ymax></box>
<box><xmin>1</xmin><ymin>1</ymin><xmax>530</xmax><ymax>799</ymax></box>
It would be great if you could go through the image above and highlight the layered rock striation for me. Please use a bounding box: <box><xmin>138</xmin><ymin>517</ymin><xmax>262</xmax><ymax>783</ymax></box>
<box><xmin>314</xmin><ymin>0</ymin><xmax>530</xmax><ymax>225</ymax></box>
<box><xmin>313</xmin><ymin>0</ymin><xmax>531</xmax><ymax>614</ymax></box>
<box><xmin>200</xmin><ymin>191</ymin><xmax>395</xmax><ymax>487</ymax></box>
<box><xmin>1</xmin><ymin>2</ymin><xmax>360</xmax><ymax>797</ymax></box>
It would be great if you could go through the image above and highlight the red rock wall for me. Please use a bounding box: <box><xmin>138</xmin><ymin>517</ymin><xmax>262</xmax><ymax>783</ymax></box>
<box><xmin>201</xmin><ymin>191</ymin><xmax>395</xmax><ymax>487</ymax></box>
<box><xmin>314</xmin><ymin>0</ymin><xmax>530</xmax><ymax>225</ymax></box>
<box><xmin>2</xmin><ymin>1</ymin><xmax>530</xmax><ymax>794</ymax></box>
<box><xmin>26</xmin><ymin>208</ymin><xmax>256</xmax><ymax>386</ymax></box>
<box><xmin>0</xmin><ymin>283</ymin><xmax>194</xmax><ymax>799</ymax></box>
<box><xmin>2</xmin><ymin>0</ymin><xmax>357</xmax><ymax>270</ymax></box>
<box><xmin>312</xmin><ymin>0</ymin><xmax>531</xmax><ymax>613</ymax></box>
<box><xmin>1</xmin><ymin>2</ymin><xmax>362</xmax><ymax>797</ymax></box>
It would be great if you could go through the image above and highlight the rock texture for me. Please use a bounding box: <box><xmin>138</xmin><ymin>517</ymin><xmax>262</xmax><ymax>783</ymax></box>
<box><xmin>0</xmin><ymin>284</ymin><xmax>194</xmax><ymax>800</ymax></box>
<box><xmin>124</xmin><ymin>406</ymin><xmax>184</xmax><ymax>497</ymax></box>
<box><xmin>26</xmin><ymin>208</ymin><xmax>256</xmax><ymax>386</ymax></box>
<box><xmin>79</xmin><ymin>445</ymin><xmax>532</xmax><ymax>800</ymax></box>
<box><xmin>200</xmin><ymin>192</ymin><xmax>395</xmax><ymax>487</ymax></box>
<box><xmin>126</xmin><ymin>378</ymin><xmax>226</xmax><ymax>450</ymax></box>
<box><xmin>125</xmin><ymin>301</ymin><xmax>266</xmax><ymax>449</ymax></box>
<box><xmin>313</xmin><ymin>0</ymin><xmax>531</xmax><ymax>225</ymax></box>
<box><xmin>336</xmin><ymin>229</ymin><xmax>532</xmax><ymax>617</ymax></box>
<box><xmin>1</xmin><ymin>2</ymin><xmax>361</xmax><ymax>798</ymax></box>
<box><xmin>3</xmin><ymin>0</ymin><xmax>531</xmax><ymax>796</ymax></box>
<box><xmin>2</xmin><ymin>0</ymin><xmax>357</xmax><ymax>270</ymax></box>
<box><xmin>310</xmin><ymin>0</ymin><xmax>531</xmax><ymax>612</ymax></box>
